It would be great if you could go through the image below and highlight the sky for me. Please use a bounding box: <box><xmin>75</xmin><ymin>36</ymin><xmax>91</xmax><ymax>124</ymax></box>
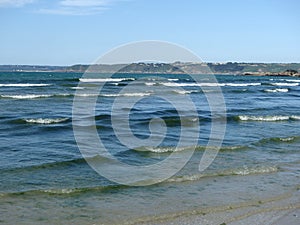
<box><xmin>0</xmin><ymin>0</ymin><xmax>299</xmax><ymax>65</ymax></box>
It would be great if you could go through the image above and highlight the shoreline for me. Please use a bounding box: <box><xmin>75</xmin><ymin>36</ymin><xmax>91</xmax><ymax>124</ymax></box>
<box><xmin>130</xmin><ymin>188</ymin><xmax>300</xmax><ymax>225</ymax></box>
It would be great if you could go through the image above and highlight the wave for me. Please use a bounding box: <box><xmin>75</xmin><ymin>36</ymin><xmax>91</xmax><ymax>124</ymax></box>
<box><xmin>79</xmin><ymin>78</ymin><xmax>135</xmax><ymax>82</ymax></box>
<box><xmin>19</xmin><ymin>118</ymin><xmax>70</xmax><ymax>124</ymax></box>
<box><xmin>101</xmin><ymin>92</ymin><xmax>151</xmax><ymax>97</ymax></box>
<box><xmin>269</xmin><ymin>82</ymin><xmax>299</xmax><ymax>86</ymax></box>
<box><xmin>257</xmin><ymin>136</ymin><xmax>300</xmax><ymax>145</ymax></box>
<box><xmin>74</xmin><ymin>92</ymin><xmax>152</xmax><ymax>97</ymax></box>
<box><xmin>167</xmin><ymin>78</ymin><xmax>179</xmax><ymax>81</ymax></box>
<box><xmin>285</xmin><ymin>79</ymin><xmax>300</xmax><ymax>82</ymax></box>
<box><xmin>237</xmin><ymin>115</ymin><xmax>300</xmax><ymax>122</ymax></box>
<box><xmin>90</xmin><ymin>131</ymin><xmax>299</xmax><ymax>154</ymax></box>
<box><xmin>74</xmin><ymin>93</ymin><xmax>99</xmax><ymax>97</ymax></box>
<box><xmin>0</xmin><ymin>156</ymin><xmax>106</xmax><ymax>175</ymax></box>
<box><xmin>0</xmin><ymin>165</ymin><xmax>278</xmax><ymax>197</ymax></box>
<box><xmin>70</xmin><ymin>87</ymin><xmax>85</xmax><ymax>90</ymax></box>
<box><xmin>172</xmin><ymin>90</ymin><xmax>199</xmax><ymax>95</ymax></box>
<box><xmin>145</xmin><ymin>82</ymin><xmax>156</xmax><ymax>86</ymax></box>
<box><xmin>0</xmin><ymin>94</ymin><xmax>53</xmax><ymax>99</ymax></box>
<box><xmin>224</xmin><ymin>83</ymin><xmax>261</xmax><ymax>87</ymax></box>
<box><xmin>291</xmin><ymin>115</ymin><xmax>300</xmax><ymax>120</ymax></box>
<box><xmin>167</xmin><ymin>165</ymin><xmax>278</xmax><ymax>183</ymax></box>
<box><xmin>161</xmin><ymin>82</ymin><xmax>261</xmax><ymax>87</ymax></box>
<box><xmin>0</xmin><ymin>183</ymin><xmax>125</xmax><ymax>197</ymax></box>
<box><xmin>134</xmin><ymin>145</ymin><xmax>247</xmax><ymax>153</ymax></box>
<box><xmin>264</xmin><ymin>88</ymin><xmax>289</xmax><ymax>93</ymax></box>
<box><xmin>0</xmin><ymin>83</ymin><xmax>51</xmax><ymax>87</ymax></box>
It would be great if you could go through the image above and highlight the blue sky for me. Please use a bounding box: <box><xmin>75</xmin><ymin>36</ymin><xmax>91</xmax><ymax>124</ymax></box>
<box><xmin>0</xmin><ymin>0</ymin><xmax>299</xmax><ymax>65</ymax></box>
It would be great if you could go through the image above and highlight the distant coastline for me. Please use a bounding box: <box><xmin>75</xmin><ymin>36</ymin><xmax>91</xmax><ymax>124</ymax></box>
<box><xmin>0</xmin><ymin>62</ymin><xmax>299</xmax><ymax>76</ymax></box>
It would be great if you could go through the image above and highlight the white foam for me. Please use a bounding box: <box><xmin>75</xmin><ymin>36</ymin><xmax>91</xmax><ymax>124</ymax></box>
<box><xmin>285</xmin><ymin>79</ymin><xmax>300</xmax><ymax>82</ymax></box>
<box><xmin>161</xmin><ymin>82</ymin><xmax>260</xmax><ymax>87</ymax></box>
<box><xmin>0</xmin><ymin>94</ymin><xmax>52</xmax><ymax>99</ymax></box>
<box><xmin>264</xmin><ymin>88</ymin><xmax>289</xmax><ymax>93</ymax></box>
<box><xmin>101</xmin><ymin>93</ymin><xmax>151</xmax><ymax>97</ymax></box>
<box><xmin>0</xmin><ymin>83</ymin><xmax>51</xmax><ymax>87</ymax></box>
<box><xmin>79</xmin><ymin>78</ymin><xmax>135</xmax><ymax>82</ymax></box>
<box><xmin>135</xmin><ymin>146</ymin><xmax>195</xmax><ymax>153</ymax></box>
<box><xmin>279</xmin><ymin>137</ymin><xmax>295</xmax><ymax>142</ymax></box>
<box><xmin>74</xmin><ymin>93</ymin><xmax>99</xmax><ymax>97</ymax></box>
<box><xmin>173</xmin><ymin>90</ymin><xmax>198</xmax><ymax>94</ymax></box>
<box><xmin>43</xmin><ymin>188</ymin><xmax>76</xmax><ymax>194</ymax></box>
<box><xmin>231</xmin><ymin>166</ymin><xmax>278</xmax><ymax>175</ymax></box>
<box><xmin>225</xmin><ymin>83</ymin><xmax>261</xmax><ymax>87</ymax></box>
<box><xmin>167</xmin><ymin>166</ymin><xmax>278</xmax><ymax>182</ymax></box>
<box><xmin>291</xmin><ymin>115</ymin><xmax>300</xmax><ymax>120</ymax></box>
<box><xmin>24</xmin><ymin>118</ymin><xmax>69</xmax><ymax>124</ymax></box>
<box><xmin>161</xmin><ymin>82</ymin><xmax>218</xmax><ymax>87</ymax></box>
<box><xmin>145</xmin><ymin>82</ymin><xmax>156</xmax><ymax>86</ymax></box>
<box><xmin>71</xmin><ymin>87</ymin><xmax>85</xmax><ymax>90</ymax></box>
<box><xmin>238</xmin><ymin>115</ymin><xmax>290</xmax><ymax>121</ymax></box>
<box><xmin>270</xmin><ymin>82</ymin><xmax>299</xmax><ymax>86</ymax></box>
<box><xmin>167</xmin><ymin>78</ymin><xmax>179</xmax><ymax>81</ymax></box>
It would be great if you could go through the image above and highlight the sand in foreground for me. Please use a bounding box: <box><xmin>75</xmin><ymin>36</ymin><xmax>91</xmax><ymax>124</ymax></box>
<box><xmin>134</xmin><ymin>189</ymin><xmax>300</xmax><ymax>225</ymax></box>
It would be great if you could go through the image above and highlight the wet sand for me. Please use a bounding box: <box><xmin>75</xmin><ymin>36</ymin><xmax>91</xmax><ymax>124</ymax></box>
<box><xmin>133</xmin><ymin>189</ymin><xmax>300</xmax><ymax>225</ymax></box>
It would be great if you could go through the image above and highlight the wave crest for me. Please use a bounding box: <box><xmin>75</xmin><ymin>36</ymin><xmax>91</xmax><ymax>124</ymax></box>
<box><xmin>167</xmin><ymin>165</ymin><xmax>278</xmax><ymax>183</ymax></box>
<box><xmin>0</xmin><ymin>83</ymin><xmax>51</xmax><ymax>87</ymax></box>
<box><xmin>24</xmin><ymin>118</ymin><xmax>69</xmax><ymax>124</ymax></box>
<box><xmin>0</xmin><ymin>94</ymin><xmax>52</xmax><ymax>99</ymax></box>
<box><xmin>79</xmin><ymin>78</ymin><xmax>135</xmax><ymax>82</ymax></box>
<box><xmin>237</xmin><ymin>115</ymin><xmax>300</xmax><ymax>122</ymax></box>
<box><xmin>264</xmin><ymin>88</ymin><xmax>289</xmax><ymax>93</ymax></box>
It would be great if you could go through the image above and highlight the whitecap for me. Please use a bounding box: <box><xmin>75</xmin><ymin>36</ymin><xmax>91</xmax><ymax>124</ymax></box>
<box><xmin>24</xmin><ymin>118</ymin><xmax>69</xmax><ymax>124</ymax></box>
<box><xmin>145</xmin><ymin>82</ymin><xmax>156</xmax><ymax>86</ymax></box>
<box><xmin>101</xmin><ymin>93</ymin><xmax>151</xmax><ymax>97</ymax></box>
<box><xmin>79</xmin><ymin>78</ymin><xmax>135</xmax><ymax>82</ymax></box>
<box><xmin>264</xmin><ymin>88</ymin><xmax>289</xmax><ymax>93</ymax></box>
<box><xmin>0</xmin><ymin>83</ymin><xmax>51</xmax><ymax>87</ymax></box>
<box><xmin>0</xmin><ymin>94</ymin><xmax>52</xmax><ymax>99</ymax></box>
<box><xmin>238</xmin><ymin>115</ymin><xmax>290</xmax><ymax>122</ymax></box>
<box><xmin>167</xmin><ymin>78</ymin><xmax>179</xmax><ymax>81</ymax></box>
<box><xmin>285</xmin><ymin>79</ymin><xmax>300</xmax><ymax>82</ymax></box>
<box><xmin>74</xmin><ymin>93</ymin><xmax>99</xmax><ymax>97</ymax></box>
<box><xmin>161</xmin><ymin>82</ymin><xmax>261</xmax><ymax>87</ymax></box>
<box><xmin>70</xmin><ymin>87</ymin><xmax>85</xmax><ymax>90</ymax></box>
<box><xmin>173</xmin><ymin>90</ymin><xmax>198</xmax><ymax>94</ymax></box>
<box><xmin>270</xmin><ymin>82</ymin><xmax>299</xmax><ymax>86</ymax></box>
<box><xmin>224</xmin><ymin>83</ymin><xmax>261</xmax><ymax>87</ymax></box>
<box><xmin>291</xmin><ymin>115</ymin><xmax>300</xmax><ymax>120</ymax></box>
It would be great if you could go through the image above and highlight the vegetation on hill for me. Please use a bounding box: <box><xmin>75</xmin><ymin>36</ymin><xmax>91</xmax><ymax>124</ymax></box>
<box><xmin>0</xmin><ymin>62</ymin><xmax>299</xmax><ymax>76</ymax></box>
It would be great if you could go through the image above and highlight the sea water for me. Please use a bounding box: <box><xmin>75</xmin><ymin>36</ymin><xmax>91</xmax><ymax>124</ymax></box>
<box><xmin>0</xmin><ymin>72</ymin><xmax>299</xmax><ymax>224</ymax></box>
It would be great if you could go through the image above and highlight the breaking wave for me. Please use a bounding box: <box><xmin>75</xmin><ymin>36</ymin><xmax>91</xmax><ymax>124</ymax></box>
<box><xmin>100</xmin><ymin>92</ymin><xmax>151</xmax><ymax>97</ymax></box>
<box><xmin>79</xmin><ymin>78</ymin><xmax>135</xmax><ymax>82</ymax></box>
<box><xmin>269</xmin><ymin>82</ymin><xmax>299</xmax><ymax>86</ymax></box>
<box><xmin>0</xmin><ymin>83</ymin><xmax>51</xmax><ymax>87</ymax></box>
<box><xmin>167</xmin><ymin>165</ymin><xmax>278</xmax><ymax>183</ymax></box>
<box><xmin>0</xmin><ymin>94</ymin><xmax>53</xmax><ymax>99</ymax></box>
<box><xmin>22</xmin><ymin>118</ymin><xmax>70</xmax><ymax>124</ymax></box>
<box><xmin>237</xmin><ymin>115</ymin><xmax>300</xmax><ymax>122</ymax></box>
<box><xmin>134</xmin><ymin>145</ymin><xmax>247</xmax><ymax>153</ymax></box>
<box><xmin>161</xmin><ymin>82</ymin><xmax>261</xmax><ymax>87</ymax></box>
<box><xmin>264</xmin><ymin>88</ymin><xmax>289</xmax><ymax>93</ymax></box>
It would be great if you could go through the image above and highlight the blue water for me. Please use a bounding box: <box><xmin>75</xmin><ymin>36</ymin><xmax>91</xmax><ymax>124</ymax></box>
<box><xmin>0</xmin><ymin>72</ymin><xmax>299</xmax><ymax>224</ymax></box>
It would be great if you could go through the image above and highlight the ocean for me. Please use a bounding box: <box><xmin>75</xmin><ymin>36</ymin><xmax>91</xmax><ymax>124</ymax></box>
<box><xmin>0</xmin><ymin>72</ymin><xmax>299</xmax><ymax>224</ymax></box>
